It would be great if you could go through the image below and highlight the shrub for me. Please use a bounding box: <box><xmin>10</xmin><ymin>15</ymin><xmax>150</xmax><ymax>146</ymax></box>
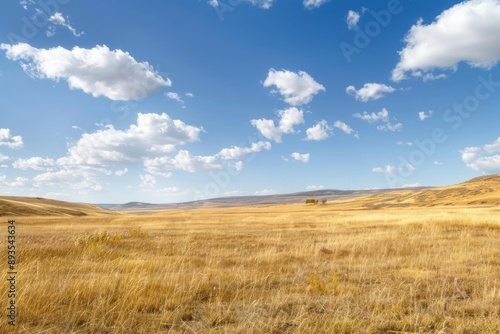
<box><xmin>305</xmin><ymin>198</ymin><xmax>318</xmax><ymax>204</ymax></box>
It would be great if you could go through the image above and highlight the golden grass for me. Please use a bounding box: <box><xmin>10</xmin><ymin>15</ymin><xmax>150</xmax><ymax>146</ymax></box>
<box><xmin>1</xmin><ymin>204</ymin><xmax>500</xmax><ymax>333</ymax></box>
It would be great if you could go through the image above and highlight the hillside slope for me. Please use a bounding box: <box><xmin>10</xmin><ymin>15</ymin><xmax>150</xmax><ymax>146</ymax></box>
<box><xmin>333</xmin><ymin>175</ymin><xmax>500</xmax><ymax>209</ymax></box>
<box><xmin>0</xmin><ymin>196</ymin><xmax>112</xmax><ymax>216</ymax></box>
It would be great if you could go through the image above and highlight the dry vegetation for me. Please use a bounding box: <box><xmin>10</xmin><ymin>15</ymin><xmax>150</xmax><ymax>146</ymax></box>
<box><xmin>1</xmin><ymin>202</ymin><xmax>499</xmax><ymax>333</ymax></box>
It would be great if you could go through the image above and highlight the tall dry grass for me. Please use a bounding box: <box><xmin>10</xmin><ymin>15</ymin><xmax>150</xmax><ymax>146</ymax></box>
<box><xmin>1</xmin><ymin>205</ymin><xmax>499</xmax><ymax>333</ymax></box>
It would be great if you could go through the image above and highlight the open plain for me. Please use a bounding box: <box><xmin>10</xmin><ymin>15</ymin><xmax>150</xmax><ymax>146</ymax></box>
<box><xmin>1</xmin><ymin>176</ymin><xmax>500</xmax><ymax>333</ymax></box>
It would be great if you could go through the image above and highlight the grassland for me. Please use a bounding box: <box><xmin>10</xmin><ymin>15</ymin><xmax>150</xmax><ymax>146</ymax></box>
<box><xmin>1</xmin><ymin>202</ymin><xmax>499</xmax><ymax>333</ymax></box>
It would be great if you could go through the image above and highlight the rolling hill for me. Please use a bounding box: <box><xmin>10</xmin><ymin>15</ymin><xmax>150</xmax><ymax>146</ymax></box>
<box><xmin>0</xmin><ymin>196</ymin><xmax>113</xmax><ymax>217</ymax></box>
<box><xmin>1</xmin><ymin>175</ymin><xmax>499</xmax><ymax>215</ymax></box>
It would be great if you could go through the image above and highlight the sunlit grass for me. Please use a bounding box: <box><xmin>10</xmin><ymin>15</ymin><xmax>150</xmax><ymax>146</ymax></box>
<box><xmin>1</xmin><ymin>205</ymin><xmax>499</xmax><ymax>333</ymax></box>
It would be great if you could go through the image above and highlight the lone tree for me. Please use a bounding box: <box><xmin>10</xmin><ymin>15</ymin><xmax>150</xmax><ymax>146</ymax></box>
<box><xmin>305</xmin><ymin>198</ymin><xmax>318</xmax><ymax>204</ymax></box>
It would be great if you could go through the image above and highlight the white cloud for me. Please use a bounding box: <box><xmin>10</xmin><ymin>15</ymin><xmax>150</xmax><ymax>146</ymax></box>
<box><xmin>304</xmin><ymin>0</ymin><xmax>328</xmax><ymax>9</ymax></box>
<box><xmin>305</xmin><ymin>120</ymin><xmax>332</xmax><ymax>141</ymax></box>
<box><xmin>392</xmin><ymin>0</ymin><xmax>500</xmax><ymax>82</ymax></box>
<box><xmin>461</xmin><ymin>137</ymin><xmax>500</xmax><ymax>172</ymax></box>
<box><xmin>372</xmin><ymin>165</ymin><xmax>398</xmax><ymax>174</ymax></box>
<box><xmin>0</xmin><ymin>176</ymin><xmax>29</xmax><ymax>188</ymax></box>
<box><xmin>373</xmin><ymin>164</ymin><xmax>415</xmax><ymax>175</ymax></box>
<box><xmin>166</xmin><ymin>92</ymin><xmax>184</xmax><ymax>104</ymax></box>
<box><xmin>255</xmin><ymin>189</ymin><xmax>276</xmax><ymax>196</ymax></box>
<box><xmin>251</xmin><ymin>107</ymin><xmax>305</xmax><ymax>143</ymax></box>
<box><xmin>144</xmin><ymin>150</ymin><xmax>223</xmax><ymax>175</ymax></box>
<box><xmin>185</xmin><ymin>92</ymin><xmax>194</xmax><ymax>97</ymax></box>
<box><xmin>402</xmin><ymin>183</ymin><xmax>422</xmax><ymax>188</ymax></box>
<box><xmin>397</xmin><ymin>141</ymin><xmax>414</xmax><ymax>147</ymax></box>
<box><xmin>333</xmin><ymin>120</ymin><xmax>359</xmax><ymax>138</ymax></box>
<box><xmin>140</xmin><ymin>174</ymin><xmax>156</xmax><ymax>188</ymax></box>
<box><xmin>155</xmin><ymin>186</ymin><xmax>189</xmax><ymax>197</ymax></box>
<box><xmin>59</xmin><ymin>113</ymin><xmax>201</xmax><ymax>166</ymax></box>
<box><xmin>306</xmin><ymin>185</ymin><xmax>324</xmax><ymax>191</ymax></box>
<box><xmin>13</xmin><ymin>157</ymin><xmax>55</xmax><ymax>171</ymax></box>
<box><xmin>20</xmin><ymin>0</ymin><xmax>35</xmax><ymax>10</ymax></box>
<box><xmin>47</xmin><ymin>12</ymin><xmax>84</xmax><ymax>37</ymax></box>
<box><xmin>263</xmin><ymin>69</ymin><xmax>325</xmax><ymax>106</ymax></box>
<box><xmin>418</xmin><ymin>110</ymin><xmax>433</xmax><ymax>121</ymax></box>
<box><xmin>33</xmin><ymin>166</ymin><xmax>106</xmax><ymax>193</ymax></box>
<box><xmin>346</xmin><ymin>10</ymin><xmax>360</xmax><ymax>30</ymax></box>
<box><xmin>0</xmin><ymin>129</ymin><xmax>23</xmax><ymax>149</ymax></box>
<box><xmin>208</xmin><ymin>0</ymin><xmax>273</xmax><ymax>9</ymax></box>
<box><xmin>353</xmin><ymin>108</ymin><xmax>402</xmax><ymax>132</ymax></box>
<box><xmin>115</xmin><ymin>168</ymin><xmax>128</xmax><ymax>177</ymax></box>
<box><xmin>0</xmin><ymin>154</ymin><xmax>9</xmax><ymax>163</ymax></box>
<box><xmin>346</xmin><ymin>83</ymin><xmax>396</xmax><ymax>102</ymax></box>
<box><xmin>218</xmin><ymin>141</ymin><xmax>271</xmax><ymax>160</ymax></box>
<box><xmin>291</xmin><ymin>152</ymin><xmax>310</xmax><ymax>163</ymax></box>
<box><xmin>1</xmin><ymin>43</ymin><xmax>171</xmax><ymax>100</ymax></box>
<box><xmin>433</xmin><ymin>161</ymin><xmax>444</xmax><ymax>165</ymax></box>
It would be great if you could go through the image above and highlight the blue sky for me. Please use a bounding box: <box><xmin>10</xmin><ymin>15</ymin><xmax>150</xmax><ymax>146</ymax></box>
<box><xmin>1</xmin><ymin>0</ymin><xmax>500</xmax><ymax>204</ymax></box>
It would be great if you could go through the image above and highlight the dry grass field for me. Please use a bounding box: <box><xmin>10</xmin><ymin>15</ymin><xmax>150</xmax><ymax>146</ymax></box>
<box><xmin>1</xmin><ymin>177</ymin><xmax>500</xmax><ymax>333</ymax></box>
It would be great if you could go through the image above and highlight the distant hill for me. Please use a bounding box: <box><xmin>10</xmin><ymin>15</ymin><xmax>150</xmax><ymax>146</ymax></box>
<box><xmin>2</xmin><ymin>175</ymin><xmax>499</xmax><ymax>215</ymax></box>
<box><xmin>98</xmin><ymin>189</ymin><xmax>414</xmax><ymax>211</ymax></box>
<box><xmin>0</xmin><ymin>196</ymin><xmax>113</xmax><ymax>217</ymax></box>
<box><xmin>333</xmin><ymin>175</ymin><xmax>500</xmax><ymax>209</ymax></box>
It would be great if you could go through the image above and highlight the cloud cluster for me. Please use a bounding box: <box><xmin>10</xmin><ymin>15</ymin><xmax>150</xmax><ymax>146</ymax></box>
<box><xmin>1</xmin><ymin>43</ymin><xmax>171</xmax><ymax>100</ymax></box>
<box><xmin>353</xmin><ymin>108</ymin><xmax>402</xmax><ymax>132</ymax></box>
<box><xmin>303</xmin><ymin>0</ymin><xmax>328</xmax><ymax>9</ymax></box>
<box><xmin>251</xmin><ymin>107</ymin><xmax>305</xmax><ymax>142</ymax></box>
<box><xmin>263</xmin><ymin>69</ymin><xmax>325</xmax><ymax>106</ymax></box>
<box><xmin>392</xmin><ymin>0</ymin><xmax>500</xmax><ymax>81</ymax></box>
<box><xmin>461</xmin><ymin>137</ymin><xmax>500</xmax><ymax>172</ymax></box>
<box><xmin>291</xmin><ymin>152</ymin><xmax>310</xmax><ymax>163</ymax></box>
<box><xmin>0</xmin><ymin>129</ymin><xmax>23</xmax><ymax>149</ymax></box>
<box><xmin>418</xmin><ymin>110</ymin><xmax>433</xmax><ymax>121</ymax></box>
<box><xmin>305</xmin><ymin>120</ymin><xmax>332</xmax><ymax>141</ymax></box>
<box><xmin>208</xmin><ymin>0</ymin><xmax>273</xmax><ymax>9</ymax></box>
<box><xmin>346</xmin><ymin>83</ymin><xmax>395</xmax><ymax>102</ymax></box>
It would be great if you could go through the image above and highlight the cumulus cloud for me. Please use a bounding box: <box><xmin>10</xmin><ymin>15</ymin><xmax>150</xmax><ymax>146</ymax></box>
<box><xmin>333</xmin><ymin>120</ymin><xmax>359</xmax><ymax>138</ymax></box>
<box><xmin>263</xmin><ymin>69</ymin><xmax>325</xmax><ymax>106</ymax></box>
<box><xmin>353</xmin><ymin>108</ymin><xmax>403</xmax><ymax>132</ymax></box>
<box><xmin>59</xmin><ymin>113</ymin><xmax>201</xmax><ymax>166</ymax></box>
<box><xmin>291</xmin><ymin>152</ymin><xmax>310</xmax><ymax>163</ymax></box>
<box><xmin>306</xmin><ymin>185</ymin><xmax>324</xmax><ymax>191</ymax></box>
<box><xmin>418</xmin><ymin>110</ymin><xmax>433</xmax><ymax>121</ymax></box>
<box><xmin>392</xmin><ymin>0</ymin><xmax>500</xmax><ymax>82</ymax></box>
<box><xmin>13</xmin><ymin>157</ymin><xmax>55</xmax><ymax>171</ymax></box>
<box><xmin>33</xmin><ymin>166</ymin><xmax>106</xmax><ymax>193</ymax></box>
<box><xmin>0</xmin><ymin>129</ymin><xmax>23</xmax><ymax>149</ymax></box>
<box><xmin>346</xmin><ymin>83</ymin><xmax>396</xmax><ymax>102</ymax></box>
<box><xmin>373</xmin><ymin>164</ymin><xmax>415</xmax><ymax>174</ymax></box>
<box><xmin>305</xmin><ymin>120</ymin><xmax>332</xmax><ymax>141</ymax></box>
<box><xmin>144</xmin><ymin>151</ymin><xmax>223</xmax><ymax>175</ymax></box>
<box><xmin>218</xmin><ymin>141</ymin><xmax>271</xmax><ymax>160</ymax></box>
<box><xmin>115</xmin><ymin>168</ymin><xmax>128</xmax><ymax>177</ymax></box>
<box><xmin>304</xmin><ymin>0</ymin><xmax>328</xmax><ymax>9</ymax></box>
<box><xmin>251</xmin><ymin>107</ymin><xmax>305</xmax><ymax>143</ymax></box>
<box><xmin>461</xmin><ymin>137</ymin><xmax>500</xmax><ymax>172</ymax></box>
<box><xmin>1</xmin><ymin>43</ymin><xmax>171</xmax><ymax>100</ymax></box>
<box><xmin>0</xmin><ymin>175</ymin><xmax>29</xmax><ymax>188</ymax></box>
<box><xmin>255</xmin><ymin>189</ymin><xmax>276</xmax><ymax>196</ymax></box>
<box><xmin>46</xmin><ymin>12</ymin><xmax>84</xmax><ymax>37</ymax></box>
<box><xmin>346</xmin><ymin>10</ymin><xmax>361</xmax><ymax>29</ymax></box>
<box><xmin>208</xmin><ymin>0</ymin><xmax>273</xmax><ymax>9</ymax></box>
